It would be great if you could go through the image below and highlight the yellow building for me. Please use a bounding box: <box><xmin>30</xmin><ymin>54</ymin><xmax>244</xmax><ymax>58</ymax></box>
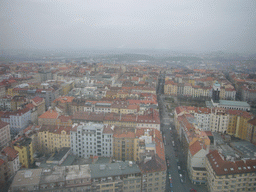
<box><xmin>61</xmin><ymin>81</ymin><xmax>74</xmax><ymax>96</ymax></box>
<box><xmin>113</xmin><ymin>127</ymin><xmax>139</xmax><ymax>161</ymax></box>
<box><xmin>38</xmin><ymin>125</ymin><xmax>71</xmax><ymax>154</ymax></box>
<box><xmin>164</xmin><ymin>80</ymin><xmax>177</xmax><ymax>96</ymax></box>
<box><xmin>227</xmin><ymin>110</ymin><xmax>253</xmax><ymax>140</ymax></box>
<box><xmin>188</xmin><ymin>78</ymin><xmax>195</xmax><ymax>86</ymax></box>
<box><xmin>219</xmin><ymin>87</ymin><xmax>226</xmax><ymax>100</ymax></box>
<box><xmin>13</xmin><ymin>137</ymin><xmax>34</xmax><ymax>168</ymax></box>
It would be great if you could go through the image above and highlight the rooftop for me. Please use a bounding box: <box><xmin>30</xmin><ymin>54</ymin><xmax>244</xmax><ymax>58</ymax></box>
<box><xmin>89</xmin><ymin>161</ymin><xmax>141</xmax><ymax>178</ymax></box>
<box><xmin>11</xmin><ymin>169</ymin><xmax>42</xmax><ymax>188</ymax></box>
<box><xmin>219</xmin><ymin>100</ymin><xmax>250</xmax><ymax>107</ymax></box>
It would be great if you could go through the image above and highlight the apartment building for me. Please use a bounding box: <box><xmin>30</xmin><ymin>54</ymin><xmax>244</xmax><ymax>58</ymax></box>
<box><xmin>206</xmin><ymin>150</ymin><xmax>256</xmax><ymax>192</ymax></box>
<box><xmin>247</xmin><ymin>117</ymin><xmax>256</xmax><ymax>145</ymax></box>
<box><xmin>13</xmin><ymin>137</ymin><xmax>34</xmax><ymax>168</ymax></box>
<box><xmin>52</xmin><ymin>96</ymin><xmax>74</xmax><ymax>115</ymax></box>
<box><xmin>1</xmin><ymin>146</ymin><xmax>20</xmax><ymax>177</ymax></box>
<box><xmin>1</xmin><ymin>107</ymin><xmax>31</xmax><ymax>135</ymax></box>
<box><xmin>0</xmin><ymin>95</ymin><xmax>12</xmax><ymax>110</ymax></box>
<box><xmin>210</xmin><ymin>108</ymin><xmax>229</xmax><ymax>133</ymax></box>
<box><xmin>10</xmin><ymin>162</ymin><xmax>141</xmax><ymax>192</ymax></box>
<box><xmin>227</xmin><ymin>110</ymin><xmax>253</xmax><ymax>139</ymax></box>
<box><xmin>139</xmin><ymin>156</ymin><xmax>167</xmax><ymax>192</ymax></box>
<box><xmin>71</xmin><ymin>122</ymin><xmax>113</xmax><ymax>158</ymax></box>
<box><xmin>194</xmin><ymin>107</ymin><xmax>211</xmax><ymax>131</ymax></box>
<box><xmin>187</xmin><ymin>140</ymin><xmax>209</xmax><ymax>185</ymax></box>
<box><xmin>113</xmin><ymin>127</ymin><xmax>139</xmax><ymax>161</ymax></box>
<box><xmin>31</xmin><ymin>96</ymin><xmax>45</xmax><ymax>116</ymax></box>
<box><xmin>38</xmin><ymin>109</ymin><xmax>59</xmax><ymax>126</ymax></box>
<box><xmin>90</xmin><ymin>162</ymin><xmax>141</xmax><ymax>192</ymax></box>
<box><xmin>0</xmin><ymin>155</ymin><xmax>10</xmax><ymax>187</ymax></box>
<box><xmin>38</xmin><ymin>125</ymin><xmax>71</xmax><ymax>154</ymax></box>
<box><xmin>0</xmin><ymin>121</ymin><xmax>10</xmax><ymax>149</ymax></box>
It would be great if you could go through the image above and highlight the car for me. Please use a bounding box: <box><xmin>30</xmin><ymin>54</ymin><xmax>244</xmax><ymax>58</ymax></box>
<box><xmin>178</xmin><ymin>165</ymin><xmax>181</xmax><ymax>170</ymax></box>
<box><xmin>180</xmin><ymin>178</ymin><xmax>184</xmax><ymax>183</ymax></box>
<box><xmin>170</xmin><ymin>183</ymin><xmax>173</xmax><ymax>188</ymax></box>
<box><xmin>175</xmin><ymin>152</ymin><xmax>177</xmax><ymax>157</ymax></box>
<box><xmin>179</xmin><ymin>174</ymin><xmax>182</xmax><ymax>178</ymax></box>
<box><xmin>190</xmin><ymin>189</ymin><xmax>197</xmax><ymax>192</ymax></box>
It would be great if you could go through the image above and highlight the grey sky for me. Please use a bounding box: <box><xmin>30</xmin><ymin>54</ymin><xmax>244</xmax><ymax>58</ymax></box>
<box><xmin>1</xmin><ymin>0</ymin><xmax>256</xmax><ymax>53</ymax></box>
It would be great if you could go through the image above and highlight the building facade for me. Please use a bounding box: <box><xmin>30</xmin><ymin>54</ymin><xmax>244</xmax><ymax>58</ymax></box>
<box><xmin>71</xmin><ymin>122</ymin><xmax>113</xmax><ymax>158</ymax></box>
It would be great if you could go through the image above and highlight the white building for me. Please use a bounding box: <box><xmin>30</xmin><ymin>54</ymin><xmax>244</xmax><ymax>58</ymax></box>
<box><xmin>1</xmin><ymin>107</ymin><xmax>31</xmax><ymax>135</ymax></box>
<box><xmin>71</xmin><ymin>122</ymin><xmax>113</xmax><ymax>158</ymax></box>
<box><xmin>187</xmin><ymin>140</ymin><xmax>209</xmax><ymax>185</ymax></box>
<box><xmin>194</xmin><ymin>108</ymin><xmax>211</xmax><ymax>131</ymax></box>
<box><xmin>210</xmin><ymin>108</ymin><xmax>229</xmax><ymax>133</ymax></box>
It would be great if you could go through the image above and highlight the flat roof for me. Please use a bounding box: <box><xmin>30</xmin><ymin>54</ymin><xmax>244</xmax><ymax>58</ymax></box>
<box><xmin>219</xmin><ymin>100</ymin><xmax>250</xmax><ymax>107</ymax></box>
<box><xmin>46</xmin><ymin>147</ymin><xmax>70</xmax><ymax>163</ymax></box>
<box><xmin>40</xmin><ymin>167</ymin><xmax>65</xmax><ymax>184</ymax></box>
<box><xmin>89</xmin><ymin>161</ymin><xmax>141</xmax><ymax>178</ymax></box>
<box><xmin>230</xmin><ymin>141</ymin><xmax>256</xmax><ymax>159</ymax></box>
<box><xmin>11</xmin><ymin>169</ymin><xmax>42</xmax><ymax>187</ymax></box>
<box><xmin>65</xmin><ymin>165</ymin><xmax>91</xmax><ymax>181</ymax></box>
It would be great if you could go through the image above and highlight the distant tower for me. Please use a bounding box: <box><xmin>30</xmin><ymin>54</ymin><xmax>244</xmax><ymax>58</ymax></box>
<box><xmin>212</xmin><ymin>81</ymin><xmax>220</xmax><ymax>103</ymax></box>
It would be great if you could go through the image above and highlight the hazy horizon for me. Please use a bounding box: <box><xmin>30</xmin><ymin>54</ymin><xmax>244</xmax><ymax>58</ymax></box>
<box><xmin>1</xmin><ymin>0</ymin><xmax>256</xmax><ymax>54</ymax></box>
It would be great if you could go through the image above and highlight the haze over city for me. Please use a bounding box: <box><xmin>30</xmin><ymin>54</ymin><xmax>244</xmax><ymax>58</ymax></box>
<box><xmin>1</xmin><ymin>0</ymin><xmax>256</xmax><ymax>53</ymax></box>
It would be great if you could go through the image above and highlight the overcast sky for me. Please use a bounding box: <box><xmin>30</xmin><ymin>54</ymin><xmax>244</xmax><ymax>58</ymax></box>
<box><xmin>1</xmin><ymin>0</ymin><xmax>256</xmax><ymax>53</ymax></box>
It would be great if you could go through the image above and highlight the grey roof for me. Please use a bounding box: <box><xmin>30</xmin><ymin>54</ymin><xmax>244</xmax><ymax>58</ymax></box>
<box><xmin>46</xmin><ymin>147</ymin><xmax>70</xmax><ymax>163</ymax></box>
<box><xmin>230</xmin><ymin>141</ymin><xmax>256</xmax><ymax>159</ymax></box>
<box><xmin>40</xmin><ymin>166</ymin><xmax>66</xmax><ymax>184</ymax></box>
<box><xmin>219</xmin><ymin>100</ymin><xmax>250</xmax><ymax>107</ymax></box>
<box><xmin>11</xmin><ymin>169</ymin><xmax>42</xmax><ymax>187</ymax></box>
<box><xmin>65</xmin><ymin>165</ymin><xmax>91</xmax><ymax>181</ymax></box>
<box><xmin>89</xmin><ymin>161</ymin><xmax>141</xmax><ymax>178</ymax></box>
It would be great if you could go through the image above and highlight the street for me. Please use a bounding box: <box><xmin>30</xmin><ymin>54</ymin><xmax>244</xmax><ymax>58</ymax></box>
<box><xmin>157</xmin><ymin>75</ymin><xmax>208</xmax><ymax>192</ymax></box>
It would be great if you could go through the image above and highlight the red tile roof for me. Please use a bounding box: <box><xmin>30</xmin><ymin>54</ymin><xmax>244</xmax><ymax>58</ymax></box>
<box><xmin>207</xmin><ymin>150</ymin><xmax>256</xmax><ymax>175</ymax></box>
<box><xmin>40</xmin><ymin>125</ymin><xmax>72</xmax><ymax>134</ymax></box>
<box><xmin>32</xmin><ymin>96</ymin><xmax>44</xmax><ymax>104</ymax></box>
<box><xmin>38</xmin><ymin>110</ymin><xmax>59</xmax><ymax>119</ymax></box>
<box><xmin>1</xmin><ymin>146</ymin><xmax>18</xmax><ymax>160</ymax></box>
<box><xmin>189</xmin><ymin>140</ymin><xmax>202</xmax><ymax>156</ymax></box>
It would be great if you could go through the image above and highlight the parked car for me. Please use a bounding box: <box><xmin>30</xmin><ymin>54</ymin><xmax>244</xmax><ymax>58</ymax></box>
<box><xmin>190</xmin><ymin>189</ymin><xmax>197</xmax><ymax>192</ymax></box>
<box><xmin>178</xmin><ymin>165</ymin><xmax>181</xmax><ymax>170</ymax></box>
